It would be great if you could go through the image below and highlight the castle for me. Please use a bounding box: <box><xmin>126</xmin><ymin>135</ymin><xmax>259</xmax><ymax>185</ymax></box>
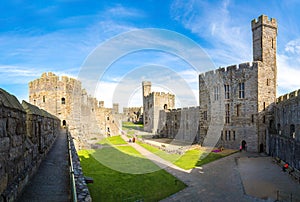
<box><xmin>144</xmin><ymin>15</ymin><xmax>280</xmax><ymax>150</ymax></box>
<box><xmin>28</xmin><ymin>72</ymin><xmax>122</xmax><ymax>148</ymax></box>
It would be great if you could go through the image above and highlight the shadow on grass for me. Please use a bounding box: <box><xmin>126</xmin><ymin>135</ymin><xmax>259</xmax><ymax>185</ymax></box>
<box><xmin>78</xmin><ymin>145</ymin><xmax>186</xmax><ymax>202</ymax></box>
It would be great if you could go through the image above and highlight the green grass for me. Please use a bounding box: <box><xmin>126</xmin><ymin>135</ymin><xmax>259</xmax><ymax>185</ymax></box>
<box><xmin>137</xmin><ymin>142</ymin><xmax>237</xmax><ymax>170</ymax></box>
<box><xmin>78</xmin><ymin>147</ymin><xmax>186</xmax><ymax>201</ymax></box>
<box><xmin>137</xmin><ymin>142</ymin><xmax>180</xmax><ymax>162</ymax></box>
<box><xmin>122</xmin><ymin>122</ymin><xmax>143</xmax><ymax>130</ymax></box>
<box><xmin>99</xmin><ymin>135</ymin><xmax>127</xmax><ymax>145</ymax></box>
<box><xmin>174</xmin><ymin>149</ymin><xmax>203</xmax><ymax>170</ymax></box>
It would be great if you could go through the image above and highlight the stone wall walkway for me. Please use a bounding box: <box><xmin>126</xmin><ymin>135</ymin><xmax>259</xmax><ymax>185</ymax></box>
<box><xmin>16</xmin><ymin>129</ymin><xmax>70</xmax><ymax>202</ymax></box>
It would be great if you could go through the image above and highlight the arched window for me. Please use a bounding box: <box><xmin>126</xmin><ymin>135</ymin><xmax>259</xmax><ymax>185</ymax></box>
<box><xmin>61</xmin><ymin>97</ymin><xmax>65</xmax><ymax>104</ymax></box>
<box><xmin>62</xmin><ymin>120</ymin><xmax>66</xmax><ymax>126</ymax></box>
<box><xmin>164</xmin><ymin>104</ymin><xmax>167</xmax><ymax>110</ymax></box>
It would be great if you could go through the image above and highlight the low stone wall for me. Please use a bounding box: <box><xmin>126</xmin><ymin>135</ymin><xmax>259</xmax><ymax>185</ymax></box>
<box><xmin>0</xmin><ymin>88</ymin><xmax>60</xmax><ymax>202</ymax></box>
<box><xmin>68</xmin><ymin>131</ymin><xmax>92</xmax><ymax>202</ymax></box>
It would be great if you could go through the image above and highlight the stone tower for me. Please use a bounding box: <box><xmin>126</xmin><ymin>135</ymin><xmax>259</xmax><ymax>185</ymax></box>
<box><xmin>142</xmin><ymin>81</ymin><xmax>151</xmax><ymax>97</ymax></box>
<box><xmin>252</xmin><ymin>15</ymin><xmax>278</xmax><ymax>152</ymax></box>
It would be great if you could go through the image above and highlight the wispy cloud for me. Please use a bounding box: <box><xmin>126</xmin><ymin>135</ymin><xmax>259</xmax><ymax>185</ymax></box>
<box><xmin>170</xmin><ymin>0</ymin><xmax>252</xmax><ymax>66</ymax></box>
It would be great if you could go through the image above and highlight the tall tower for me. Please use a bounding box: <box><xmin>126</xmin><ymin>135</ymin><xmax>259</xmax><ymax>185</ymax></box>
<box><xmin>142</xmin><ymin>81</ymin><xmax>151</xmax><ymax>98</ymax></box>
<box><xmin>252</xmin><ymin>15</ymin><xmax>277</xmax><ymax>66</ymax></box>
<box><xmin>252</xmin><ymin>15</ymin><xmax>278</xmax><ymax>152</ymax></box>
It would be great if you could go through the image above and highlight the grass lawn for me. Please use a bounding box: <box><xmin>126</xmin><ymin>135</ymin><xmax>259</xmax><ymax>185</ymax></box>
<box><xmin>122</xmin><ymin>121</ymin><xmax>143</xmax><ymax>131</ymax></box>
<box><xmin>137</xmin><ymin>141</ymin><xmax>237</xmax><ymax>170</ymax></box>
<box><xmin>98</xmin><ymin>135</ymin><xmax>128</xmax><ymax>145</ymax></box>
<box><xmin>79</xmin><ymin>135</ymin><xmax>186</xmax><ymax>201</ymax></box>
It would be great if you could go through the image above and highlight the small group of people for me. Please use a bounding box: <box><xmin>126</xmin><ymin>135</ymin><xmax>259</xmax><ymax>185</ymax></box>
<box><xmin>128</xmin><ymin>136</ymin><xmax>136</xmax><ymax>143</ymax></box>
<box><xmin>239</xmin><ymin>144</ymin><xmax>247</xmax><ymax>152</ymax></box>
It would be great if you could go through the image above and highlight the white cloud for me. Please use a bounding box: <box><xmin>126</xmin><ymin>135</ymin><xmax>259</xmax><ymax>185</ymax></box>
<box><xmin>170</xmin><ymin>0</ymin><xmax>252</xmax><ymax>66</ymax></box>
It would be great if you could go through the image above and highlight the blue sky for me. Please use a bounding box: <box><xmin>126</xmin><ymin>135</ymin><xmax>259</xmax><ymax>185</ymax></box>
<box><xmin>1</xmin><ymin>0</ymin><xmax>300</xmax><ymax>108</ymax></box>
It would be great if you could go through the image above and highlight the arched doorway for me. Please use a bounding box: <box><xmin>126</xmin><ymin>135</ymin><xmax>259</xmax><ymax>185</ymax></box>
<box><xmin>241</xmin><ymin>140</ymin><xmax>247</xmax><ymax>150</ymax></box>
<box><xmin>62</xmin><ymin>120</ymin><xmax>66</xmax><ymax>127</ymax></box>
<box><xmin>259</xmin><ymin>143</ymin><xmax>264</xmax><ymax>153</ymax></box>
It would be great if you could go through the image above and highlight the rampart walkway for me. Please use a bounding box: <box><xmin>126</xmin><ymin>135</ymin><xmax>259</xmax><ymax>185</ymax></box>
<box><xmin>16</xmin><ymin>129</ymin><xmax>70</xmax><ymax>202</ymax></box>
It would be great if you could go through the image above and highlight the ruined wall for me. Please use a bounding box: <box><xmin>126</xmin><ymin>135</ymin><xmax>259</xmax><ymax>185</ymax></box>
<box><xmin>29</xmin><ymin>72</ymin><xmax>121</xmax><ymax>149</ymax></box>
<box><xmin>0</xmin><ymin>88</ymin><xmax>60</xmax><ymax>202</ymax></box>
<box><xmin>143</xmin><ymin>90</ymin><xmax>175</xmax><ymax>133</ymax></box>
<box><xmin>122</xmin><ymin>107</ymin><xmax>143</xmax><ymax>123</ymax></box>
<box><xmin>268</xmin><ymin>90</ymin><xmax>300</xmax><ymax>169</ymax></box>
<box><xmin>158</xmin><ymin>107</ymin><xmax>200</xmax><ymax>143</ymax></box>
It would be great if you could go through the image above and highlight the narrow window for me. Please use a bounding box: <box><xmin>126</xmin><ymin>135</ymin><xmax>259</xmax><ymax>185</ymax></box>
<box><xmin>43</xmin><ymin>95</ymin><xmax>46</xmax><ymax>103</ymax></box>
<box><xmin>225</xmin><ymin>104</ymin><xmax>230</xmax><ymax>123</ymax></box>
<box><xmin>233</xmin><ymin>131</ymin><xmax>236</xmax><ymax>141</ymax></box>
<box><xmin>228</xmin><ymin>131</ymin><xmax>231</xmax><ymax>141</ymax></box>
<box><xmin>236</xmin><ymin>104</ymin><xmax>240</xmax><ymax>117</ymax></box>
<box><xmin>267</xmin><ymin>79</ymin><xmax>269</xmax><ymax>86</ymax></box>
<box><xmin>164</xmin><ymin>104</ymin><xmax>168</xmax><ymax>110</ymax></box>
<box><xmin>214</xmin><ymin>86</ymin><xmax>219</xmax><ymax>101</ymax></box>
<box><xmin>61</xmin><ymin>97</ymin><xmax>65</xmax><ymax>104</ymax></box>
<box><xmin>203</xmin><ymin>111</ymin><xmax>207</xmax><ymax>120</ymax></box>
<box><xmin>221</xmin><ymin>131</ymin><xmax>223</xmax><ymax>140</ymax></box>
<box><xmin>263</xmin><ymin>102</ymin><xmax>266</xmax><ymax>111</ymax></box>
<box><xmin>290</xmin><ymin>124</ymin><xmax>295</xmax><ymax>138</ymax></box>
<box><xmin>225</xmin><ymin>131</ymin><xmax>228</xmax><ymax>141</ymax></box>
<box><xmin>224</xmin><ymin>84</ymin><xmax>230</xmax><ymax>99</ymax></box>
<box><xmin>263</xmin><ymin>116</ymin><xmax>265</xmax><ymax>123</ymax></box>
<box><xmin>107</xmin><ymin>116</ymin><xmax>109</xmax><ymax>121</ymax></box>
<box><xmin>251</xmin><ymin>115</ymin><xmax>254</xmax><ymax>123</ymax></box>
<box><xmin>239</xmin><ymin>82</ymin><xmax>245</xmax><ymax>98</ymax></box>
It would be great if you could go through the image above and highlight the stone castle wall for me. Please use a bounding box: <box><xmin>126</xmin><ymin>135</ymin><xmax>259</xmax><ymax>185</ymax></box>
<box><xmin>0</xmin><ymin>88</ymin><xmax>60</xmax><ymax>202</ymax></box>
<box><xmin>158</xmin><ymin>107</ymin><xmax>200</xmax><ymax>143</ymax></box>
<box><xmin>199</xmin><ymin>62</ymin><xmax>260</xmax><ymax>151</ymax></box>
<box><xmin>29</xmin><ymin>72</ymin><xmax>122</xmax><ymax>149</ymax></box>
<box><xmin>122</xmin><ymin>107</ymin><xmax>143</xmax><ymax>123</ymax></box>
<box><xmin>268</xmin><ymin>89</ymin><xmax>300</xmax><ymax>169</ymax></box>
<box><xmin>142</xmin><ymin>83</ymin><xmax>175</xmax><ymax>133</ymax></box>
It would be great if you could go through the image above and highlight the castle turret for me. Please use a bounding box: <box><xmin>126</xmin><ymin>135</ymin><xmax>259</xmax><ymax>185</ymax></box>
<box><xmin>252</xmin><ymin>14</ymin><xmax>277</xmax><ymax>67</ymax></box>
<box><xmin>142</xmin><ymin>81</ymin><xmax>151</xmax><ymax>97</ymax></box>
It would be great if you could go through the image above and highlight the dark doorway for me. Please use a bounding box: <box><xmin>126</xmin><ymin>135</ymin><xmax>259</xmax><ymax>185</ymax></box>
<box><xmin>259</xmin><ymin>143</ymin><xmax>264</xmax><ymax>153</ymax></box>
<box><xmin>62</xmin><ymin>120</ymin><xmax>66</xmax><ymax>127</ymax></box>
<box><xmin>241</xmin><ymin>140</ymin><xmax>247</xmax><ymax>150</ymax></box>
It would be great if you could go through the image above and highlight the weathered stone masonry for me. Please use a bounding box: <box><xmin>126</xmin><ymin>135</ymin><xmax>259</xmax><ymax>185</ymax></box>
<box><xmin>268</xmin><ymin>90</ymin><xmax>300</xmax><ymax>170</ymax></box>
<box><xmin>0</xmin><ymin>88</ymin><xmax>60</xmax><ymax>202</ymax></box>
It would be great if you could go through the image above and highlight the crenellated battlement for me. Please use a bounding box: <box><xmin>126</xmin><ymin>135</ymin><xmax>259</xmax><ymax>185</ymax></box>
<box><xmin>200</xmin><ymin>61</ymin><xmax>258</xmax><ymax>79</ymax></box>
<box><xmin>170</xmin><ymin>106</ymin><xmax>200</xmax><ymax>112</ymax></box>
<box><xmin>277</xmin><ymin>89</ymin><xmax>300</xmax><ymax>103</ymax></box>
<box><xmin>251</xmin><ymin>14</ymin><xmax>277</xmax><ymax>30</ymax></box>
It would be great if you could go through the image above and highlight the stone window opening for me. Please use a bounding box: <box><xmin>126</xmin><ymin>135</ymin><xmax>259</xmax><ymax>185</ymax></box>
<box><xmin>203</xmin><ymin>111</ymin><xmax>207</xmax><ymax>120</ymax></box>
<box><xmin>61</xmin><ymin>97</ymin><xmax>65</xmax><ymax>104</ymax></box>
<box><xmin>233</xmin><ymin>131</ymin><xmax>236</xmax><ymax>141</ymax></box>
<box><xmin>214</xmin><ymin>86</ymin><xmax>219</xmax><ymax>101</ymax></box>
<box><xmin>225</xmin><ymin>131</ymin><xmax>228</xmax><ymax>141</ymax></box>
<box><xmin>107</xmin><ymin>116</ymin><xmax>110</xmax><ymax>121</ymax></box>
<box><xmin>224</xmin><ymin>84</ymin><xmax>230</xmax><ymax>99</ymax></box>
<box><xmin>221</xmin><ymin>131</ymin><xmax>223</xmax><ymax>140</ymax></box>
<box><xmin>236</xmin><ymin>104</ymin><xmax>240</xmax><ymax>117</ymax></box>
<box><xmin>267</xmin><ymin>79</ymin><xmax>270</xmax><ymax>86</ymax></box>
<box><xmin>62</xmin><ymin>120</ymin><xmax>66</xmax><ymax>127</ymax></box>
<box><xmin>238</xmin><ymin>82</ymin><xmax>245</xmax><ymax>99</ymax></box>
<box><xmin>290</xmin><ymin>124</ymin><xmax>295</xmax><ymax>139</ymax></box>
<box><xmin>164</xmin><ymin>104</ymin><xmax>168</xmax><ymax>110</ymax></box>
<box><xmin>277</xmin><ymin>123</ymin><xmax>281</xmax><ymax>135</ymax></box>
<box><xmin>225</xmin><ymin>104</ymin><xmax>230</xmax><ymax>123</ymax></box>
<box><xmin>43</xmin><ymin>95</ymin><xmax>46</xmax><ymax>103</ymax></box>
<box><xmin>251</xmin><ymin>114</ymin><xmax>254</xmax><ymax>123</ymax></box>
<box><xmin>263</xmin><ymin>102</ymin><xmax>266</xmax><ymax>110</ymax></box>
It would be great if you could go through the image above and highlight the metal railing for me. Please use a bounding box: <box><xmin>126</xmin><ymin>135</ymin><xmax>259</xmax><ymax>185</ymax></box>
<box><xmin>67</xmin><ymin>127</ymin><xmax>77</xmax><ymax>202</ymax></box>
